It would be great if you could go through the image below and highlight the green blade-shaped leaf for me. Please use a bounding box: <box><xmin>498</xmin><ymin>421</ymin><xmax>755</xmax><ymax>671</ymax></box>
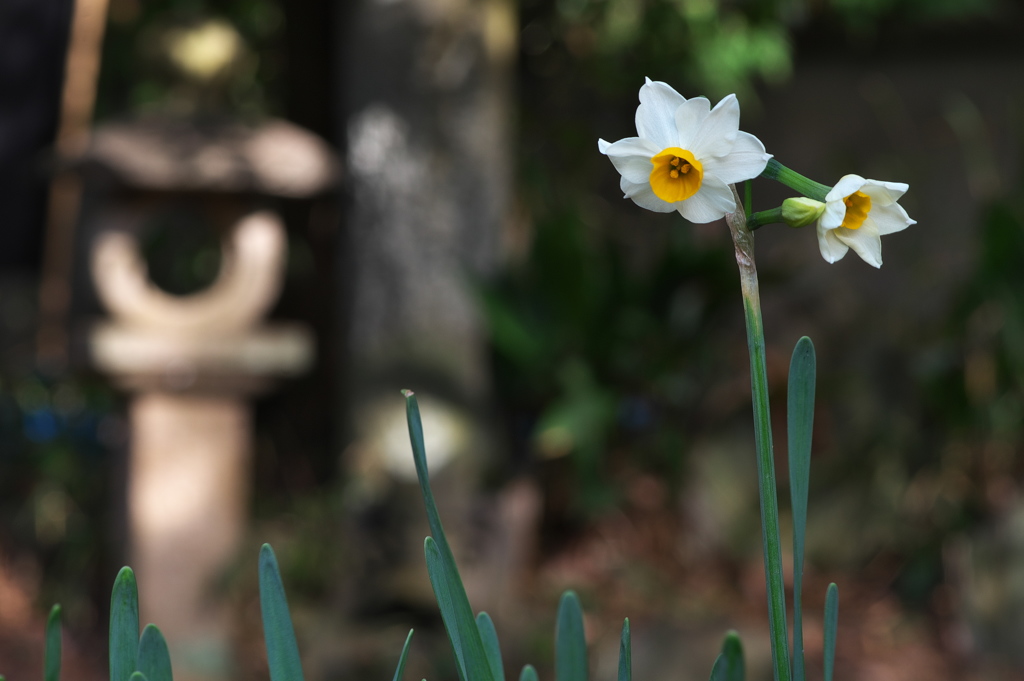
<box><xmin>617</xmin><ymin>619</ymin><xmax>630</xmax><ymax>681</ymax></box>
<box><xmin>391</xmin><ymin>630</ymin><xmax>414</xmax><ymax>681</ymax></box>
<box><xmin>721</xmin><ymin>631</ymin><xmax>744</xmax><ymax>681</ymax></box>
<box><xmin>45</xmin><ymin>605</ymin><xmax>61</xmax><ymax>681</ymax></box>
<box><xmin>404</xmin><ymin>392</ymin><xmax>455</xmax><ymax>563</ymax></box>
<box><xmin>519</xmin><ymin>666</ymin><xmax>539</xmax><ymax>681</ymax></box>
<box><xmin>709</xmin><ymin>631</ymin><xmax>744</xmax><ymax>681</ymax></box>
<box><xmin>424</xmin><ymin>538</ymin><xmax>463</xmax><ymax>681</ymax></box>
<box><xmin>823</xmin><ymin>584</ymin><xmax>839</xmax><ymax>681</ymax></box>
<box><xmin>406</xmin><ymin>392</ymin><xmax>494</xmax><ymax>681</ymax></box>
<box><xmin>137</xmin><ymin>625</ymin><xmax>172</xmax><ymax>681</ymax></box>
<box><xmin>425</xmin><ymin>538</ymin><xmax>494</xmax><ymax>681</ymax></box>
<box><xmin>709</xmin><ymin>655</ymin><xmax>725</xmax><ymax>681</ymax></box>
<box><xmin>555</xmin><ymin>591</ymin><xmax>587</xmax><ymax>681</ymax></box>
<box><xmin>110</xmin><ymin>567</ymin><xmax>139</xmax><ymax>681</ymax></box>
<box><xmin>477</xmin><ymin>612</ymin><xmax>505</xmax><ymax>681</ymax></box>
<box><xmin>788</xmin><ymin>336</ymin><xmax>815</xmax><ymax>681</ymax></box>
<box><xmin>259</xmin><ymin>544</ymin><xmax>305</xmax><ymax>681</ymax></box>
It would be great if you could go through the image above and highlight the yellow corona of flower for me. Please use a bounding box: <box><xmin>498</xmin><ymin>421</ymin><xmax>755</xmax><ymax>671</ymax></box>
<box><xmin>817</xmin><ymin>175</ymin><xmax>916</xmax><ymax>268</ymax></box>
<box><xmin>598</xmin><ymin>79</ymin><xmax>771</xmax><ymax>223</ymax></box>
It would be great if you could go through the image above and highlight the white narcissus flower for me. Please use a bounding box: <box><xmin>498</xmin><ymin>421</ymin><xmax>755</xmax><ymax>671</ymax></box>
<box><xmin>598</xmin><ymin>78</ymin><xmax>771</xmax><ymax>224</ymax></box>
<box><xmin>816</xmin><ymin>174</ymin><xmax>916</xmax><ymax>268</ymax></box>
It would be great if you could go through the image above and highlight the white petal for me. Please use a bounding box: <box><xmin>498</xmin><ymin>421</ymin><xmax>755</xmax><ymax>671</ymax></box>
<box><xmin>820</xmin><ymin>199</ymin><xmax>846</xmax><ymax>230</ymax></box>
<box><xmin>859</xmin><ymin>179</ymin><xmax>909</xmax><ymax>207</ymax></box>
<box><xmin>601</xmin><ymin>137</ymin><xmax>658</xmax><ymax>184</ymax></box>
<box><xmin>621</xmin><ymin>177</ymin><xmax>675</xmax><ymax>213</ymax></box>
<box><xmin>816</xmin><ymin>224</ymin><xmax>850</xmax><ymax>263</ymax></box>
<box><xmin>835</xmin><ymin>222</ymin><xmax>882</xmax><ymax>268</ymax></box>
<box><xmin>600</xmin><ymin>136</ymin><xmax>659</xmax><ymax>157</ymax></box>
<box><xmin>636</xmin><ymin>79</ymin><xmax>687</xmax><ymax>150</ymax></box>
<box><xmin>825</xmin><ymin>174</ymin><xmax>866</xmax><ymax>202</ymax></box>
<box><xmin>674</xmin><ymin>97</ymin><xmax>711</xmax><ymax>149</ymax></box>
<box><xmin>687</xmin><ymin>94</ymin><xmax>740</xmax><ymax>159</ymax></box>
<box><xmin>674</xmin><ymin>174</ymin><xmax>736</xmax><ymax>224</ymax></box>
<box><xmin>701</xmin><ymin>131</ymin><xmax>771</xmax><ymax>185</ymax></box>
<box><xmin>869</xmin><ymin>202</ymin><xmax>916</xmax><ymax>235</ymax></box>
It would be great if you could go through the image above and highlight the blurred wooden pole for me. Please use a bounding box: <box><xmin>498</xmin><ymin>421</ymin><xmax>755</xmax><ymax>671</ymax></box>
<box><xmin>37</xmin><ymin>0</ymin><xmax>110</xmax><ymax>369</ymax></box>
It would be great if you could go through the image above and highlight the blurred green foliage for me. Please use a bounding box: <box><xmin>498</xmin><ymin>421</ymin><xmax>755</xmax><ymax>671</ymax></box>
<box><xmin>480</xmin><ymin>211</ymin><xmax>739</xmax><ymax>511</ymax></box>
<box><xmin>0</xmin><ymin>369</ymin><xmax>119</xmax><ymax>624</ymax></box>
<box><xmin>136</xmin><ymin>207</ymin><xmax>223</xmax><ymax>296</ymax></box>
<box><xmin>944</xmin><ymin>199</ymin><xmax>1024</xmax><ymax>439</ymax></box>
<box><xmin>916</xmin><ymin>195</ymin><xmax>1024</xmax><ymax>526</ymax></box>
<box><xmin>520</xmin><ymin>0</ymin><xmax>999</xmax><ymax>124</ymax></box>
<box><xmin>521</xmin><ymin>0</ymin><xmax>793</xmax><ymax>104</ymax></box>
<box><xmin>98</xmin><ymin>0</ymin><xmax>284</xmax><ymax>118</ymax></box>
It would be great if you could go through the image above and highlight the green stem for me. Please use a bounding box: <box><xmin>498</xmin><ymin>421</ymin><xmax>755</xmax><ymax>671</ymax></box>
<box><xmin>725</xmin><ymin>187</ymin><xmax>792</xmax><ymax>681</ymax></box>
<box><xmin>747</xmin><ymin>207</ymin><xmax>784</xmax><ymax>231</ymax></box>
<box><xmin>760</xmin><ymin>159</ymin><xmax>830</xmax><ymax>202</ymax></box>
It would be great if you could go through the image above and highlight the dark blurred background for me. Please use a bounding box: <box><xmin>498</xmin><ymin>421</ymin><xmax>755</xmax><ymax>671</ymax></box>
<box><xmin>1</xmin><ymin>0</ymin><xmax>1024</xmax><ymax>679</ymax></box>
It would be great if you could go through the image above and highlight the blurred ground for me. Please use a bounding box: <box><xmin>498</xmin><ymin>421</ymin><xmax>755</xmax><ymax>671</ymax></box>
<box><xmin>0</xmin><ymin>556</ymin><xmax>105</xmax><ymax>681</ymax></box>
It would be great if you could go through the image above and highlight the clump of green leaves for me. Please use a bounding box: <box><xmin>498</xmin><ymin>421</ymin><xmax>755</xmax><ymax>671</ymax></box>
<box><xmin>403</xmin><ymin>388</ymin><xmax>749</xmax><ymax>681</ymax></box>
<box><xmin>25</xmin><ymin>568</ymin><xmax>177</xmax><ymax>681</ymax></box>
<box><xmin>27</xmin><ymin>552</ymin><xmax>412</xmax><ymax>681</ymax></box>
<box><xmin>25</xmin><ymin>366</ymin><xmax>839</xmax><ymax>681</ymax></box>
<box><xmin>461</xmin><ymin>332</ymin><xmax>840</xmax><ymax>681</ymax></box>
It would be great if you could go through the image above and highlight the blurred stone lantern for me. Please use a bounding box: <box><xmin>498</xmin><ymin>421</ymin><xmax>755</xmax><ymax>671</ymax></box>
<box><xmin>80</xmin><ymin>115</ymin><xmax>337</xmax><ymax>681</ymax></box>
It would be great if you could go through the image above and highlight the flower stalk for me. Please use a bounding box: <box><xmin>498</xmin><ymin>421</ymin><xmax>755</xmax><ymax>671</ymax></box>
<box><xmin>761</xmin><ymin>159</ymin><xmax>830</xmax><ymax>202</ymax></box>
<box><xmin>725</xmin><ymin>186</ymin><xmax>792</xmax><ymax>681</ymax></box>
<box><xmin>746</xmin><ymin>207</ymin><xmax>785</xmax><ymax>231</ymax></box>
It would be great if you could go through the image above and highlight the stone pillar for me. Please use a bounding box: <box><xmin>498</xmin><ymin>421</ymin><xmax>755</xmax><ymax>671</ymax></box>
<box><xmin>128</xmin><ymin>394</ymin><xmax>250</xmax><ymax>674</ymax></box>
<box><xmin>90</xmin><ymin>211</ymin><xmax>313</xmax><ymax>681</ymax></box>
<box><xmin>337</xmin><ymin>0</ymin><xmax>518</xmax><ymax>617</ymax></box>
<box><xmin>339</xmin><ymin>0</ymin><xmax>516</xmax><ymax>405</ymax></box>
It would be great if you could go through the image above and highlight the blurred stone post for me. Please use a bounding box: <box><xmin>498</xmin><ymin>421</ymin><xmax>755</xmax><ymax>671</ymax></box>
<box><xmin>340</xmin><ymin>0</ymin><xmax>516</xmax><ymax>403</ymax></box>
<box><xmin>337</xmin><ymin>0</ymin><xmax>520</xmax><ymax>615</ymax></box>
<box><xmin>91</xmin><ymin>212</ymin><xmax>310</xmax><ymax>681</ymax></box>
<box><xmin>83</xmin><ymin>118</ymin><xmax>336</xmax><ymax>681</ymax></box>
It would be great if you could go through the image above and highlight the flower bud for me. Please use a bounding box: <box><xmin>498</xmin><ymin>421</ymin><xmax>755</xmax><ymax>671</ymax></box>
<box><xmin>781</xmin><ymin>197</ymin><xmax>825</xmax><ymax>228</ymax></box>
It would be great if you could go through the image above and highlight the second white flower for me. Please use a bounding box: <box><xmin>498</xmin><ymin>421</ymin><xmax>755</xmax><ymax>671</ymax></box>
<box><xmin>816</xmin><ymin>174</ymin><xmax>916</xmax><ymax>268</ymax></box>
